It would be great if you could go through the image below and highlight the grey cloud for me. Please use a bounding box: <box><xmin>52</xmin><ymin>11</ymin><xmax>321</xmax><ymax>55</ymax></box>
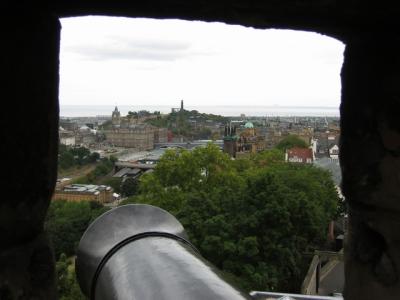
<box><xmin>64</xmin><ymin>36</ymin><xmax>212</xmax><ymax>62</ymax></box>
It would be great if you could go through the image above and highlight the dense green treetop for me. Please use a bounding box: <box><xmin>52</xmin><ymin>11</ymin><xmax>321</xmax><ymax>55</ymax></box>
<box><xmin>58</xmin><ymin>144</ymin><xmax>99</xmax><ymax>170</ymax></box>
<box><xmin>45</xmin><ymin>200</ymin><xmax>110</xmax><ymax>259</ymax></box>
<box><xmin>97</xmin><ymin>176</ymin><xmax>122</xmax><ymax>194</ymax></box>
<box><xmin>56</xmin><ymin>254</ymin><xmax>85</xmax><ymax>300</ymax></box>
<box><xmin>120</xmin><ymin>177</ymin><xmax>139</xmax><ymax>197</ymax></box>
<box><xmin>47</xmin><ymin>200</ymin><xmax>110</xmax><ymax>299</ymax></box>
<box><xmin>145</xmin><ymin>109</ymin><xmax>228</xmax><ymax>139</ymax></box>
<box><xmin>143</xmin><ymin>109</ymin><xmax>228</xmax><ymax>128</ymax></box>
<box><xmin>276</xmin><ymin>135</ymin><xmax>308</xmax><ymax>151</ymax></box>
<box><xmin>50</xmin><ymin>144</ymin><xmax>339</xmax><ymax>297</ymax></box>
<box><xmin>122</xmin><ymin>144</ymin><xmax>340</xmax><ymax>292</ymax></box>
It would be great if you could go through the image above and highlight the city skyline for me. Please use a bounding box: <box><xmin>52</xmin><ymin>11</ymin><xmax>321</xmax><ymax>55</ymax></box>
<box><xmin>60</xmin><ymin>16</ymin><xmax>345</xmax><ymax>108</ymax></box>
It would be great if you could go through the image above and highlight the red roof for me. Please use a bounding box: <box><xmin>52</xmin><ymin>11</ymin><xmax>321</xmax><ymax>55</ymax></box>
<box><xmin>286</xmin><ymin>147</ymin><xmax>313</xmax><ymax>163</ymax></box>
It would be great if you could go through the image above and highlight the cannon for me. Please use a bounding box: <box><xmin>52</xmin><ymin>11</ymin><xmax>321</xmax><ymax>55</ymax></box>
<box><xmin>76</xmin><ymin>204</ymin><xmax>251</xmax><ymax>300</ymax></box>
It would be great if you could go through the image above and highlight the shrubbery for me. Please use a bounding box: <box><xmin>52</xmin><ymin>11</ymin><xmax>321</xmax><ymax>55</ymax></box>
<box><xmin>72</xmin><ymin>156</ymin><xmax>116</xmax><ymax>184</ymax></box>
<box><xmin>123</xmin><ymin>144</ymin><xmax>339</xmax><ymax>292</ymax></box>
<box><xmin>46</xmin><ymin>200</ymin><xmax>110</xmax><ymax>299</ymax></box>
<box><xmin>58</xmin><ymin>144</ymin><xmax>100</xmax><ymax>170</ymax></box>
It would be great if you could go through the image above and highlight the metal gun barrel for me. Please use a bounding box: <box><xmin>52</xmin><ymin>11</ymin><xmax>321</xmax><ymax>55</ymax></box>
<box><xmin>76</xmin><ymin>204</ymin><xmax>251</xmax><ymax>300</ymax></box>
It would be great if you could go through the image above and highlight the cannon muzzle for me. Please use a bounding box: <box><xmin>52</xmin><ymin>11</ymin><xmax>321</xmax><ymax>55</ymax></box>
<box><xmin>76</xmin><ymin>204</ymin><xmax>251</xmax><ymax>300</ymax></box>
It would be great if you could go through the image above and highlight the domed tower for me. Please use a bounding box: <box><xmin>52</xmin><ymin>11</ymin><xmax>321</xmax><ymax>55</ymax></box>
<box><xmin>111</xmin><ymin>106</ymin><xmax>121</xmax><ymax>127</ymax></box>
<box><xmin>244</xmin><ymin>121</ymin><xmax>255</xmax><ymax>136</ymax></box>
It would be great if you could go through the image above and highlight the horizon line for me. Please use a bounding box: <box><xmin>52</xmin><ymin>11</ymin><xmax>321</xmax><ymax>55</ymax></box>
<box><xmin>60</xmin><ymin>104</ymin><xmax>339</xmax><ymax>109</ymax></box>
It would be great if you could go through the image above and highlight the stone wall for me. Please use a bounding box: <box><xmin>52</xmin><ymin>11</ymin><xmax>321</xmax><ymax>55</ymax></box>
<box><xmin>340</xmin><ymin>35</ymin><xmax>400</xmax><ymax>300</ymax></box>
<box><xmin>1</xmin><ymin>13</ymin><xmax>60</xmax><ymax>299</ymax></box>
<box><xmin>3</xmin><ymin>2</ymin><xmax>400</xmax><ymax>299</ymax></box>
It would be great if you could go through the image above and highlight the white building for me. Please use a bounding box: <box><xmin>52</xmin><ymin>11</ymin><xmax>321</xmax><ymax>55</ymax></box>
<box><xmin>329</xmin><ymin>144</ymin><xmax>339</xmax><ymax>160</ymax></box>
<box><xmin>59</xmin><ymin>126</ymin><xmax>76</xmax><ymax>146</ymax></box>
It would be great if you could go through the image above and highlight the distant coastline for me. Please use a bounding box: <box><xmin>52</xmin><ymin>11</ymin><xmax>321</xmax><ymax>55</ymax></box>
<box><xmin>60</xmin><ymin>105</ymin><xmax>340</xmax><ymax>117</ymax></box>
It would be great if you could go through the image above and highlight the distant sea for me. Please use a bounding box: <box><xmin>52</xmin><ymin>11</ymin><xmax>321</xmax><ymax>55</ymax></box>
<box><xmin>60</xmin><ymin>105</ymin><xmax>340</xmax><ymax>118</ymax></box>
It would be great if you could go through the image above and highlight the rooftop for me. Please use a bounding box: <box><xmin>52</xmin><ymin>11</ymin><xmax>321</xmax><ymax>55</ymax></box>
<box><xmin>287</xmin><ymin>147</ymin><xmax>313</xmax><ymax>160</ymax></box>
<box><xmin>61</xmin><ymin>184</ymin><xmax>111</xmax><ymax>194</ymax></box>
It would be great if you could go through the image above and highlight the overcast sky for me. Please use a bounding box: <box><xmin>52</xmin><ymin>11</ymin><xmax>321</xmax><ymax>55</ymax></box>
<box><xmin>59</xmin><ymin>16</ymin><xmax>345</xmax><ymax>108</ymax></box>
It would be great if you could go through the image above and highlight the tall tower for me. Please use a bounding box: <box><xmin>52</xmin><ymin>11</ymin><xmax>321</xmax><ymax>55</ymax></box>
<box><xmin>177</xmin><ymin>100</ymin><xmax>184</xmax><ymax>141</ymax></box>
<box><xmin>223</xmin><ymin>123</ymin><xmax>238</xmax><ymax>158</ymax></box>
<box><xmin>111</xmin><ymin>106</ymin><xmax>121</xmax><ymax>127</ymax></box>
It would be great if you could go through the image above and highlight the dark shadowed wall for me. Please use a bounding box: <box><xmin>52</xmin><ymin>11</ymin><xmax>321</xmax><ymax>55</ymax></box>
<box><xmin>2</xmin><ymin>2</ymin><xmax>400</xmax><ymax>299</ymax></box>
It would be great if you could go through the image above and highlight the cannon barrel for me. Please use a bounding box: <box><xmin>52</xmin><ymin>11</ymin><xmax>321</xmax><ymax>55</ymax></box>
<box><xmin>76</xmin><ymin>204</ymin><xmax>251</xmax><ymax>300</ymax></box>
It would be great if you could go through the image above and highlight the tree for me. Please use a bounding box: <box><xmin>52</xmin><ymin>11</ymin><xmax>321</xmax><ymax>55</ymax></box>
<box><xmin>98</xmin><ymin>177</ymin><xmax>122</xmax><ymax>194</ymax></box>
<box><xmin>131</xmin><ymin>144</ymin><xmax>339</xmax><ymax>292</ymax></box>
<box><xmin>45</xmin><ymin>200</ymin><xmax>109</xmax><ymax>259</ymax></box>
<box><xmin>109</xmin><ymin>155</ymin><xmax>118</xmax><ymax>164</ymax></box>
<box><xmin>56</xmin><ymin>254</ymin><xmax>85</xmax><ymax>300</ymax></box>
<box><xmin>138</xmin><ymin>110</ymin><xmax>151</xmax><ymax>117</ymax></box>
<box><xmin>56</xmin><ymin>253</ymin><xmax>69</xmax><ymax>298</ymax></box>
<box><xmin>88</xmin><ymin>151</ymin><xmax>100</xmax><ymax>163</ymax></box>
<box><xmin>47</xmin><ymin>201</ymin><xmax>109</xmax><ymax>299</ymax></box>
<box><xmin>252</xmin><ymin>149</ymin><xmax>285</xmax><ymax>166</ymax></box>
<box><xmin>276</xmin><ymin>135</ymin><xmax>308</xmax><ymax>151</ymax></box>
<box><xmin>127</xmin><ymin>111</ymin><xmax>138</xmax><ymax>118</ymax></box>
<box><xmin>59</xmin><ymin>151</ymin><xmax>75</xmax><ymax>169</ymax></box>
<box><xmin>58</xmin><ymin>145</ymin><xmax>99</xmax><ymax>171</ymax></box>
<box><xmin>121</xmin><ymin>177</ymin><xmax>138</xmax><ymax>197</ymax></box>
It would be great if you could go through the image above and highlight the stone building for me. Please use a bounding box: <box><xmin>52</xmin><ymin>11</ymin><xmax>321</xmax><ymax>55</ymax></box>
<box><xmin>105</xmin><ymin>125</ymin><xmax>156</xmax><ymax>150</ymax></box>
<box><xmin>154</xmin><ymin>127</ymin><xmax>168</xmax><ymax>143</ymax></box>
<box><xmin>223</xmin><ymin>122</ymin><xmax>266</xmax><ymax>158</ymax></box>
<box><xmin>75</xmin><ymin>125</ymin><xmax>97</xmax><ymax>146</ymax></box>
<box><xmin>314</xmin><ymin>131</ymin><xmax>341</xmax><ymax>158</ymax></box>
<box><xmin>52</xmin><ymin>184</ymin><xmax>113</xmax><ymax>203</ymax></box>
<box><xmin>223</xmin><ymin>123</ymin><xmax>238</xmax><ymax>158</ymax></box>
<box><xmin>59</xmin><ymin>119</ymin><xmax>78</xmax><ymax>131</ymax></box>
<box><xmin>236</xmin><ymin>122</ymin><xmax>266</xmax><ymax>158</ymax></box>
<box><xmin>265</xmin><ymin>129</ymin><xmax>285</xmax><ymax>148</ymax></box>
<box><xmin>59</xmin><ymin>127</ymin><xmax>75</xmax><ymax>146</ymax></box>
<box><xmin>111</xmin><ymin>106</ymin><xmax>121</xmax><ymax>126</ymax></box>
<box><xmin>105</xmin><ymin>107</ymin><xmax>168</xmax><ymax>149</ymax></box>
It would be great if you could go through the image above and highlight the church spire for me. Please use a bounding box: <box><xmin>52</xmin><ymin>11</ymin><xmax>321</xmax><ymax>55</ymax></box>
<box><xmin>112</xmin><ymin>105</ymin><xmax>121</xmax><ymax>126</ymax></box>
<box><xmin>180</xmin><ymin>99</ymin><xmax>184</xmax><ymax>111</ymax></box>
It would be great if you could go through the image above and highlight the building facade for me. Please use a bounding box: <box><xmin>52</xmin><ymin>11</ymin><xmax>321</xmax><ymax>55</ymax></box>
<box><xmin>223</xmin><ymin>122</ymin><xmax>266</xmax><ymax>158</ymax></box>
<box><xmin>52</xmin><ymin>184</ymin><xmax>114</xmax><ymax>203</ymax></box>
<box><xmin>285</xmin><ymin>147</ymin><xmax>314</xmax><ymax>164</ymax></box>
<box><xmin>59</xmin><ymin>128</ymin><xmax>76</xmax><ymax>146</ymax></box>
<box><xmin>105</xmin><ymin>125</ymin><xmax>155</xmax><ymax>150</ymax></box>
<box><xmin>105</xmin><ymin>107</ymin><xmax>168</xmax><ymax>149</ymax></box>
